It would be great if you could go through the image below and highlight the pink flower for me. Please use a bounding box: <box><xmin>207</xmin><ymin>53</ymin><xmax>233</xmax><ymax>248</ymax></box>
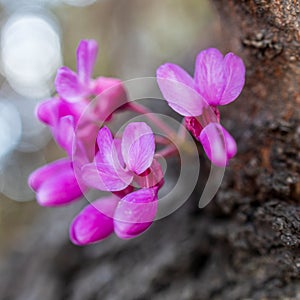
<box><xmin>55</xmin><ymin>40</ymin><xmax>127</xmax><ymax>113</ymax></box>
<box><xmin>70</xmin><ymin>196</ymin><xmax>119</xmax><ymax>245</ymax></box>
<box><xmin>36</xmin><ymin>96</ymin><xmax>100</xmax><ymax>159</ymax></box>
<box><xmin>37</xmin><ymin>40</ymin><xmax>128</xmax><ymax>156</ymax></box>
<box><xmin>36</xmin><ymin>97</ymin><xmax>82</xmax><ymax>156</ymax></box>
<box><xmin>157</xmin><ymin>48</ymin><xmax>245</xmax><ymax>114</ymax></box>
<box><xmin>55</xmin><ymin>40</ymin><xmax>98</xmax><ymax>102</ymax></box>
<box><xmin>36</xmin><ymin>84</ymin><xmax>126</xmax><ymax>159</ymax></box>
<box><xmin>194</xmin><ymin>48</ymin><xmax>245</xmax><ymax>107</ymax></box>
<box><xmin>70</xmin><ymin>188</ymin><xmax>158</xmax><ymax>245</ymax></box>
<box><xmin>28</xmin><ymin>158</ymin><xmax>84</xmax><ymax>206</ymax></box>
<box><xmin>30</xmin><ymin>39</ymin><xmax>129</xmax><ymax>210</ymax></box>
<box><xmin>114</xmin><ymin>188</ymin><xmax>158</xmax><ymax>239</ymax></box>
<box><xmin>157</xmin><ymin>48</ymin><xmax>245</xmax><ymax>166</ymax></box>
<box><xmin>70</xmin><ymin>122</ymin><xmax>163</xmax><ymax>244</ymax></box>
<box><xmin>82</xmin><ymin>122</ymin><xmax>163</xmax><ymax>192</ymax></box>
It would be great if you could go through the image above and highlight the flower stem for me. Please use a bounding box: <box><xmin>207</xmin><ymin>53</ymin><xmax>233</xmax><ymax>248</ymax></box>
<box><xmin>155</xmin><ymin>145</ymin><xmax>178</xmax><ymax>159</ymax></box>
<box><xmin>129</xmin><ymin>102</ymin><xmax>177</xmax><ymax>139</ymax></box>
<box><xmin>155</xmin><ymin>136</ymin><xmax>171</xmax><ymax>145</ymax></box>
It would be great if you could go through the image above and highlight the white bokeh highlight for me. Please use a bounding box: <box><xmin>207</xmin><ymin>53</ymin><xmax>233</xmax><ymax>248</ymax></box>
<box><xmin>62</xmin><ymin>0</ymin><xmax>97</xmax><ymax>7</ymax></box>
<box><xmin>1</xmin><ymin>13</ymin><xmax>62</xmax><ymax>98</ymax></box>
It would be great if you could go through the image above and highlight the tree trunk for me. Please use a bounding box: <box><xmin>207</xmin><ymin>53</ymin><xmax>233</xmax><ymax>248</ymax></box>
<box><xmin>1</xmin><ymin>1</ymin><xmax>300</xmax><ymax>300</ymax></box>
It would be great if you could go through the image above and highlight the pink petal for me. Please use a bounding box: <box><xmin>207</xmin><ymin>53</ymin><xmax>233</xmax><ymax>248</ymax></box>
<box><xmin>82</xmin><ymin>162</ymin><xmax>133</xmax><ymax>191</ymax></box>
<box><xmin>199</xmin><ymin>123</ymin><xmax>237</xmax><ymax>167</ymax></box>
<box><xmin>36</xmin><ymin>97</ymin><xmax>86</xmax><ymax>127</ymax></box>
<box><xmin>222</xmin><ymin>126</ymin><xmax>237</xmax><ymax>160</ymax></box>
<box><xmin>55</xmin><ymin>67</ymin><xmax>86</xmax><ymax>102</ymax></box>
<box><xmin>73</xmin><ymin>107</ymin><xmax>101</xmax><ymax>162</ymax></box>
<box><xmin>112</xmin><ymin>138</ymin><xmax>125</xmax><ymax>167</ymax></box>
<box><xmin>194</xmin><ymin>48</ymin><xmax>226</xmax><ymax>106</ymax></box>
<box><xmin>28</xmin><ymin>158</ymin><xmax>71</xmax><ymax>191</ymax></box>
<box><xmin>70</xmin><ymin>196</ymin><xmax>119</xmax><ymax>246</ymax></box>
<box><xmin>81</xmin><ymin>163</ymin><xmax>107</xmax><ymax>190</ymax></box>
<box><xmin>114</xmin><ymin>188</ymin><xmax>158</xmax><ymax>239</ymax></box>
<box><xmin>219</xmin><ymin>53</ymin><xmax>245</xmax><ymax>105</ymax></box>
<box><xmin>36</xmin><ymin>98</ymin><xmax>59</xmax><ymax>126</ymax></box>
<box><xmin>77</xmin><ymin>39</ymin><xmax>98</xmax><ymax>86</ymax></box>
<box><xmin>121</xmin><ymin>122</ymin><xmax>155</xmax><ymax>175</ymax></box>
<box><xmin>54</xmin><ymin>115</ymin><xmax>75</xmax><ymax>156</ymax></box>
<box><xmin>96</xmin><ymin>128</ymin><xmax>128</xmax><ymax>174</ymax></box>
<box><xmin>72</xmin><ymin>138</ymin><xmax>92</xmax><ymax>171</ymax></box>
<box><xmin>57</xmin><ymin>98</ymin><xmax>87</xmax><ymax>124</ymax></box>
<box><xmin>36</xmin><ymin>163</ymin><xmax>83</xmax><ymax>206</ymax></box>
<box><xmin>96</xmin><ymin>126</ymin><xmax>115</xmax><ymax>164</ymax></box>
<box><xmin>157</xmin><ymin>63</ymin><xmax>204</xmax><ymax>116</ymax></box>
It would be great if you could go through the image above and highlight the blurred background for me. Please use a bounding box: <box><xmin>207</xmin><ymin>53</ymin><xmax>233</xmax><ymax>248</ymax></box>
<box><xmin>0</xmin><ymin>0</ymin><xmax>218</xmax><ymax>258</ymax></box>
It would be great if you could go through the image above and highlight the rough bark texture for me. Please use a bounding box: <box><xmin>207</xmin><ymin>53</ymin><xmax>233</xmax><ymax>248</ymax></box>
<box><xmin>1</xmin><ymin>1</ymin><xmax>300</xmax><ymax>299</ymax></box>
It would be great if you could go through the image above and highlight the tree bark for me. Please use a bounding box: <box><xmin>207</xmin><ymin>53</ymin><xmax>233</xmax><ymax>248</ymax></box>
<box><xmin>1</xmin><ymin>1</ymin><xmax>300</xmax><ymax>300</ymax></box>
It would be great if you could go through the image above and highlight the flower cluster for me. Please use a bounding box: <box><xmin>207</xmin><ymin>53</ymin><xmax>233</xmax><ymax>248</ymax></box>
<box><xmin>157</xmin><ymin>48</ymin><xmax>245</xmax><ymax>166</ymax></box>
<box><xmin>29</xmin><ymin>40</ymin><xmax>127</xmax><ymax>207</ymax></box>
<box><xmin>72</xmin><ymin>123</ymin><xmax>163</xmax><ymax>243</ymax></box>
<box><xmin>29</xmin><ymin>40</ymin><xmax>245</xmax><ymax>245</ymax></box>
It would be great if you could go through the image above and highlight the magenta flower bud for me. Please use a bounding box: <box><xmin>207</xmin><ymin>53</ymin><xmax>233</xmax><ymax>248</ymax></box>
<box><xmin>36</xmin><ymin>98</ymin><xmax>59</xmax><ymax>126</ymax></box>
<box><xmin>113</xmin><ymin>188</ymin><xmax>158</xmax><ymax>239</ymax></box>
<box><xmin>70</xmin><ymin>196</ymin><xmax>119</xmax><ymax>246</ymax></box>
<box><xmin>28</xmin><ymin>158</ymin><xmax>68</xmax><ymax>191</ymax></box>
<box><xmin>28</xmin><ymin>158</ymin><xmax>84</xmax><ymax>207</ymax></box>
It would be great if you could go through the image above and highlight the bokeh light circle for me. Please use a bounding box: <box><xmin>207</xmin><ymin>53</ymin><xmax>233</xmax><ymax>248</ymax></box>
<box><xmin>63</xmin><ymin>0</ymin><xmax>97</xmax><ymax>7</ymax></box>
<box><xmin>1</xmin><ymin>12</ymin><xmax>62</xmax><ymax>98</ymax></box>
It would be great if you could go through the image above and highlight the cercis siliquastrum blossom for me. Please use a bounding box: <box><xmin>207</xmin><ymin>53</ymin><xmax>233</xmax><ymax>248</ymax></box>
<box><xmin>71</xmin><ymin>122</ymin><xmax>163</xmax><ymax>244</ymax></box>
<box><xmin>29</xmin><ymin>40</ymin><xmax>163</xmax><ymax>245</ymax></box>
<box><xmin>157</xmin><ymin>48</ymin><xmax>245</xmax><ymax>167</ymax></box>
<box><xmin>29</xmin><ymin>40</ymin><xmax>245</xmax><ymax>246</ymax></box>
<box><xmin>29</xmin><ymin>39</ymin><xmax>127</xmax><ymax>206</ymax></box>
